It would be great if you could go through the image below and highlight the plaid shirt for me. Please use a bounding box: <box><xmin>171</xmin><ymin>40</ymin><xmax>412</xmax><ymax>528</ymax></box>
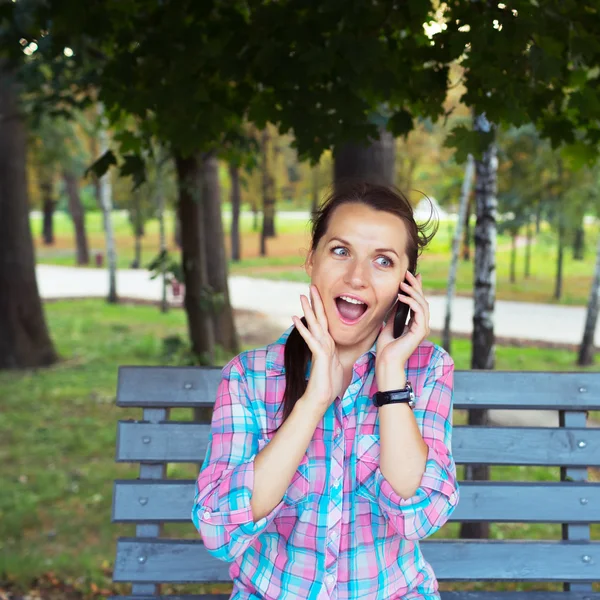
<box><xmin>192</xmin><ymin>326</ymin><xmax>459</xmax><ymax>600</ymax></box>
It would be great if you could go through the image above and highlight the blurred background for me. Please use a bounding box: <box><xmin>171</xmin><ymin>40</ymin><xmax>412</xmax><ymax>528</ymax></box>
<box><xmin>1</xmin><ymin>1</ymin><xmax>599</xmax><ymax>598</ymax></box>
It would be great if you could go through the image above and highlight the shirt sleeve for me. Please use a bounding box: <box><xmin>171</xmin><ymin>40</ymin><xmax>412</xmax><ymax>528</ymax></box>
<box><xmin>373</xmin><ymin>348</ymin><xmax>460</xmax><ymax>540</ymax></box>
<box><xmin>191</xmin><ymin>357</ymin><xmax>286</xmax><ymax>562</ymax></box>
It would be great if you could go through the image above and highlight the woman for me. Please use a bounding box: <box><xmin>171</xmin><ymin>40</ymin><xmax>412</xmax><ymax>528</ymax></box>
<box><xmin>192</xmin><ymin>182</ymin><xmax>459</xmax><ymax>600</ymax></box>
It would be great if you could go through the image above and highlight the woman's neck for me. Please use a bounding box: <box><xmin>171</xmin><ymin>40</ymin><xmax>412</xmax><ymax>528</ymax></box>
<box><xmin>336</xmin><ymin>328</ymin><xmax>380</xmax><ymax>374</ymax></box>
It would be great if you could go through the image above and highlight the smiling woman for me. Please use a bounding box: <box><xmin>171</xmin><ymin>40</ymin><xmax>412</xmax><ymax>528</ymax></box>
<box><xmin>192</xmin><ymin>182</ymin><xmax>458</xmax><ymax>600</ymax></box>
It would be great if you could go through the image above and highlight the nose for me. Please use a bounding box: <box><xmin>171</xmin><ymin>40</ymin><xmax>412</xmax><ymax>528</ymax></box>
<box><xmin>343</xmin><ymin>259</ymin><xmax>369</xmax><ymax>289</ymax></box>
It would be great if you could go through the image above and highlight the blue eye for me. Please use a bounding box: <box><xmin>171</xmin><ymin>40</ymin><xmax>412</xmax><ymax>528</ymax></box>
<box><xmin>332</xmin><ymin>246</ymin><xmax>349</xmax><ymax>256</ymax></box>
<box><xmin>376</xmin><ymin>256</ymin><xmax>394</xmax><ymax>268</ymax></box>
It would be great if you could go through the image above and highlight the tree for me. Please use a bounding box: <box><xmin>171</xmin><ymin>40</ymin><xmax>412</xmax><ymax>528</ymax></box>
<box><xmin>202</xmin><ymin>153</ymin><xmax>239</xmax><ymax>354</ymax></box>
<box><xmin>334</xmin><ymin>127</ymin><xmax>395</xmax><ymax>190</ymax></box>
<box><xmin>260</xmin><ymin>127</ymin><xmax>276</xmax><ymax>256</ymax></box>
<box><xmin>63</xmin><ymin>171</ymin><xmax>89</xmax><ymax>265</ymax></box>
<box><xmin>460</xmin><ymin>113</ymin><xmax>497</xmax><ymax>541</ymax></box>
<box><xmin>174</xmin><ymin>153</ymin><xmax>214</xmax><ymax>363</ymax></box>
<box><xmin>578</xmin><ymin>231</ymin><xmax>600</xmax><ymax>366</ymax></box>
<box><xmin>229</xmin><ymin>163</ymin><xmax>242</xmax><ymax>262</ymax></box>
<box><xmin>30</xmin><ymin>114</ymin><xmax>91</xmax><ymax>264</ymax></box>
<box><xmin>96</xmin><ymin>103</ymin><xmax>118</xmax><ymax>303</ymax></box>
<box><xmin>0</xmin><ymin>63</ymin><xmax>57</xmax><ymax>369</ymax></box>
<box><xmin>443</xmin><ymin>154</ymin><xmax>474</xmax><ymax>352</ymax></box>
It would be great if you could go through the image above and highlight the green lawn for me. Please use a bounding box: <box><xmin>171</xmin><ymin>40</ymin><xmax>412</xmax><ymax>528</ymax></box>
<box><xmin>0</xmin><ymin>300</ymin><xmax>598</xmax><ymax>595</ymax></box>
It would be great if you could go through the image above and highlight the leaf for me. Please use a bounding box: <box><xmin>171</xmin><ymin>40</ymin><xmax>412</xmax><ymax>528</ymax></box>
<box><xmin>119</xmin><ymin>153</ymin><xmax>147</xmax><ymax>190</ymax></box>
<box><xmin>85</xmin><ymin>150</ymin><xmax>117</xmax><ymax>179</ymax></box>
<box><xmin>444</xmin><ymin>125</ymin><xmax>495</xmax><ymax>163</ymax></box>
<box><xmin>560</xmin><ymin>141</ymin><xmax>597</xmax><ymax>170</ymax></box>
<box><xmin>388</xmin><ymin>110</ymin><xmax>414</xmax><ymax>137</ymax></box>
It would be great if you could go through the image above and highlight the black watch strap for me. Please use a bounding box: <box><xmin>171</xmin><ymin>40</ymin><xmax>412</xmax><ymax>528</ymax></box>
<box><xmin>373</xmin><ymin>381</ymin><xmax>415</xmax><ymax>408</ymax></box>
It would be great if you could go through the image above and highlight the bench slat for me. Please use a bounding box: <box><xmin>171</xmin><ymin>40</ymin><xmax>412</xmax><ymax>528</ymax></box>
<box><xmin>116</xmin><ymin>422</ymin><xmax>600</xmax><ymax>467</ymax></box>
<box><xmin>113</xmin><ymin>538</ymin><xmax>600</xmax><ymax>583</ymax></box>
<box><xmin>117</xmin><ymin>367</ymin><xmax>600</xmax><ymax>410</ymax></box>
<box><xmin>113</xmin><ymin>480</ymin><xmax>600</xmax><ymax>524</ymax></box>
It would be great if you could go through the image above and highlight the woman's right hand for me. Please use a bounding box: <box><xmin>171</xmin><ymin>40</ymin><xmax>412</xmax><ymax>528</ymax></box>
<box><xmin>292</xmin><ymin>284</ymin><xmax>344</xmax><ymax>415</ymax></box>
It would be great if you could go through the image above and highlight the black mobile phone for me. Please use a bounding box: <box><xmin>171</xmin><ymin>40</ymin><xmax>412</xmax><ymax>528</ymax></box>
<box><xmin>393</xmin><ymin>273</ymin><xmax>413</xmax><ymax>339</ymax></box>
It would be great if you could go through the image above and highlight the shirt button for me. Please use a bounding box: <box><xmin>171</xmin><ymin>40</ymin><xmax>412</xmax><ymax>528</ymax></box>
<box><xmin>334</xmin><ymin>478</ymin><xmax>342</xmax><ymax>488</ymax></box>
<box><xmin>203</xmin><ymin>511</ymin><xmax>211</xmax><ymax>520</ymax></box>
<box><xmin>335</xmin><ymin>428</ymin><xmax>342</xmax><ymax>438</ymax></box>
<box><xmin>331</xmin><ymin>530</ymin><xmax>339</xmax><ymax>540</ymax></box>
<box><xmin>326</xmin><ymin>574</ymin><xmax>335</xmax><ymax>584</ymax></box>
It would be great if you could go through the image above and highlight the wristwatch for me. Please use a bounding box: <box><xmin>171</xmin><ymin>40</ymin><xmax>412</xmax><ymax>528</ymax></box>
<box><xmin>373</xmin><ymin>381</ymin><xmax>415</xmax><ymax>409</ymax></box>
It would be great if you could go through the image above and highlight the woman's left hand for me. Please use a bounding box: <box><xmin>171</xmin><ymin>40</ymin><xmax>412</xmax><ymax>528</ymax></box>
<box><xmin>376</xmin><ymin>272</ymin><xmax>431</xmax><ymax>389</ymax></box>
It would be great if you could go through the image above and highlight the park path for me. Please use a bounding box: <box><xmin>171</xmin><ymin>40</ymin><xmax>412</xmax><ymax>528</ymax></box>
<box><xmin>36</xmin><ymin>264</ymin><xmax>599</xmax><ymax>428</ymax></box>
<box><xmin>36</xmin><ymin>264</ymin><xmax>598</xmax><ymax>347</ymax></box>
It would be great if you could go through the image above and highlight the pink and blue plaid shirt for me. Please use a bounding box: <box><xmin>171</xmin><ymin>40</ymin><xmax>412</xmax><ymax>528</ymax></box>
<box><xmin>192</xmin><ymin>326</ymin><xmax>459</xmax><ymax>600</ymax></box>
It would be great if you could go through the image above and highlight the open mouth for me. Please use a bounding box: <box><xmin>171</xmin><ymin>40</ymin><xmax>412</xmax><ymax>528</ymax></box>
<box><xmin>334</xmin><ymin>295</ymin><xmax>369</xmax><ymax>325</ymax></box>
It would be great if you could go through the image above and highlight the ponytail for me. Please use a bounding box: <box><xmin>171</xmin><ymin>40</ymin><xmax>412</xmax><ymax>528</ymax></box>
<box><xmin>281</xmin><ymin>317</ymin><xmax>310</xmax><ymax>422</ymax></box>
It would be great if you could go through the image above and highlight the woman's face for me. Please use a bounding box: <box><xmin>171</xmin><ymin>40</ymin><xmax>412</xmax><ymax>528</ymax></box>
<box><xmin>306</xmin><ymin>202</ymin><xmax>410</xmax><ymax>350</ymax></box>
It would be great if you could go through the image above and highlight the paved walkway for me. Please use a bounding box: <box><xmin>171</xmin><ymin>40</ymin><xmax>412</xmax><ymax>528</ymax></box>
<box><xmin>36</xmin><ymin>264</ymin><xmax>598</xmax><ymax>347</ymax></box>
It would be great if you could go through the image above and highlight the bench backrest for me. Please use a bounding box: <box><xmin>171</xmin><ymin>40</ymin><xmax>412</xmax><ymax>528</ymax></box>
<box><xmin>112</xmin><ymin>367</ymin><xmax>600</xmax><ymax>598</ymax></box>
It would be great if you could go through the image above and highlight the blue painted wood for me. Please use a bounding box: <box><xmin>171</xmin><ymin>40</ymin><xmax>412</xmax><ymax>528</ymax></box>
<box><xmin>116</xmin><ymin>367</ymin><xmax>600</xmax><ymax>411</ymax></box>
<box><xmin>113</xmin><ymin>538</ymin><xmax>600</xmax><ymax>583</ymax></box>
<box><xmin>115</xmin><ymin>421</ymin><xmax>600</xmax><ymax>467</ymax></box>
<box><xmin>112</xmin><ymin>480</ymin><xmax>600</xmax><ymax>524</ymax></box>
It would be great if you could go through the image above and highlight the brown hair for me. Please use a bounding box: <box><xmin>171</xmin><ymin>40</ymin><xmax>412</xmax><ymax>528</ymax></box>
<box><xmin>281</xmin><ymin>181</ymin><xmax>437</xmax><ymax>422</ymax></box>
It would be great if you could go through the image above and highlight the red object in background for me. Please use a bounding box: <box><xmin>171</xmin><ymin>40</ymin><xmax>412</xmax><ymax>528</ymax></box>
<box><xmin>95</xmin><ymin>252</ymin><xmax>104</xmax><ymax>267</ymax></box>
<box><xmin>171</xmin><ymin>279</ymin><xmax>182</xmax><ymax>297</ymax></box>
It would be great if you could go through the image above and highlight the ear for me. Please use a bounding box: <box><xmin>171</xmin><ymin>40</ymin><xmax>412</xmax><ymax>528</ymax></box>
<box><xmin>304</xmin><ymin>250</ymin><xmax>314</xmax><ymax>278</ymax></box>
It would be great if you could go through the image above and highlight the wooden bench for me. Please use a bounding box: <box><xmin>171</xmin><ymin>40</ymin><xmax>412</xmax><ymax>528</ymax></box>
<box><xmin>111</xmin><ymin>367</ymin><xmax>600</xmax><ymax>600</ymax></box>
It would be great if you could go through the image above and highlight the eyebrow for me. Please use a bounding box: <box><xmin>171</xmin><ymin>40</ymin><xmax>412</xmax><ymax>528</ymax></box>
<box><xmin>328</xmin><ymin>236</ymin><xmax>400</xmax><ymax>258</ymax></box>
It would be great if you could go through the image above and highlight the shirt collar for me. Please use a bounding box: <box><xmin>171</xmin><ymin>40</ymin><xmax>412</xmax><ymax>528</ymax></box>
<box><xmin>265</xmin><ymin>324</ymin><xmax>383</xmax><ymax>377</ymax></box>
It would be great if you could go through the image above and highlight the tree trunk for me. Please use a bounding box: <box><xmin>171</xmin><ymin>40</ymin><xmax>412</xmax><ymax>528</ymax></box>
<box><xmin>311</xmin><ymin>163</ymin><xmax>320</xmax><ymax>218</ymax></box>
<box><xmin>174</xmin><ymin>216</ymin><xmax>182</xmax><ymax>248</ymax></box>
<box><xmin>63</xmin><ymin>172</ymin><xmax>89</xmax><ymax>265</ymax></box>
<box><xmin>578</xmin><ymin>233</ymin><xmax>600</xmax><ymax>366</ymax></box>
<box><xmin>131</xmin><ymin>190</ymin><xmax>143</xmax><ymax>268</ymax></box>
<box><xmin>443</xmin><ymin>154</ymin><xmax>474</xmax><ymax>353</ymax></box>
<box><xmin>174</xmin><ymin>153</ymin><xmax>214</xmax><ymax>363</ymax></box>
<box><xmin>260</xmin><ymin>129</ymin><xmax>276</xmax><ymax>256</ymax></box>
<box><xmin>40</xmin><ymin>180</ymin><xmax>55</xmax><ymax>245</ymax></box>
<box><xmin>461</xmin><ymin>113</ymin><xmax>497</xmax><ymax>541</ymax></box>
<box><xmin>0</xmin><ymin>65</ymin><xmax>58</xmax><ymax>369</ymax></box>
<box><xmin>333</xmin><ymin>128</ymin><xmax>395</xmax><ymax>189</ymax></box>
<box><xmin>535</xmin><ymin>200</ymin><xmax>543</xmax><ymax>234</ymax></box>
<box><xmin>97</xmin><ymin>103</ymin><xmax>118</xmax><ymax>303</ymax></box>
<box><xmin>462</xmin><ymin>195</ymin><xmax>472</xmax><ymax>261</ymax></box>
<box><xmin>202</xmin><ymin>153</ymin><xmax>239</xmax><ymax>354</ymax></box>
<box><xmin>229</xmin><ymin>163</ymin><xmax>241</xmax><ymax>262</ymax></box>
<box><xmin>510</xmin><ymin>232</ymin><xmax>517</xmax><ymax>284</ymax></box>
<box><xmin>155</xmin><ymin>151</ymin><xmax>168</xmax><ymax>313</ymax></box>
<box><xmin>573</xmin><ymin>222</ymin><xmax>585</xmax><ymax>261</ymax></box>
<box><xmin>554</xmin><ymin>215</ymin><xmax>565</xmax><ymax>301</ymax></box>
<box><xmin>525</xmin><ymin>221</ymin><xmax>533</xmax><ymax>279</ymax></box>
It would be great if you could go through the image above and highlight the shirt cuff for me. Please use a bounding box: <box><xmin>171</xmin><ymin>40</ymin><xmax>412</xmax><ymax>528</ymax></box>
<box><xmin>374</xmin><ymin>445</ymin><xmax>459</xmax><ymax>511</ymax></box>
<box><xmin>196</xmin><ymin>457</ymin><xmax>285</xmax><ymax>535</ymax></box>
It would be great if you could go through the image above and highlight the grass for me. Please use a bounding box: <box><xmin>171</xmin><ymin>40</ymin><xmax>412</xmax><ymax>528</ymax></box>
<box><xmin>0</xmin><ymin>299</ymin><xmax>598</xmax><ymax>594</ymax></box>
<box><xmin>33</xmin><ymin>210</ymin><xmax>599</xmax><ymax>306</ymax></box>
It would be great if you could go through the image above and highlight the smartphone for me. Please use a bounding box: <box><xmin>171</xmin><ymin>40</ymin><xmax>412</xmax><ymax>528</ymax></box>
<box><xmin>393</xmin><ymin>272</ymin><xmax>413</xmax><ymax>339</ymax></box>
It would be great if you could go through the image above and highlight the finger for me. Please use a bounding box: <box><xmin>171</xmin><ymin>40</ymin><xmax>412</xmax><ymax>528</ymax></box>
<box><xmin>300</xmin><ymin>294</ymin><xmax>320</xmax><ymax>333</ymax></box>
<box><xmin>398</xmin><ymin>294</ymin><xmax>429</xmax><ymax>333</ymax></box>
<box><xmin>399</xmin><ymin>280</ymin><xmax>429</xmax><ymax>314</ymax></box>
<box><xmin>406</xmin><ymin>270</ymin><xmax>425</xmax><ymax>295</ymax></box>
<box><xmin>310</xmin><ymin>285</ymin><xmax>329</xmax><ymax>331</ymax></box>
<box><xmin>292</xmin><ymin>315</ymin><xmax>319</xmax><ymax>353</ymax></box>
